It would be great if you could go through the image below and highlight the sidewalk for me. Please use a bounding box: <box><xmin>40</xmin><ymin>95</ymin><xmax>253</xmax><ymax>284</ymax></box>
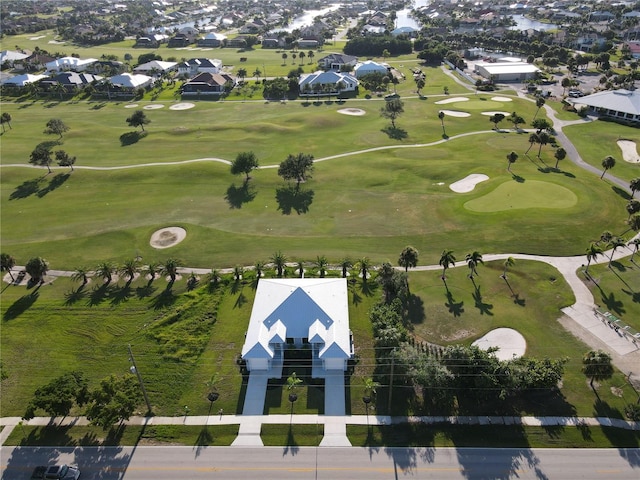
<box><xmin>1</xmin><ymin>414</ymin><xmax>638</xmax><ymax>448</ymax></box>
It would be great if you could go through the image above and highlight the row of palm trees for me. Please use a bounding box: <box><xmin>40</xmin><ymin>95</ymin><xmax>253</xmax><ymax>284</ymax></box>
<box><xmin>73</xmin><ymin>258</ymin><xmax>184</xmax><ymax>286</ymax></box>
<box><xmin>584</xmin><ymin>231</ymin><xmax>640</xmax><ymax>274</ymax></box>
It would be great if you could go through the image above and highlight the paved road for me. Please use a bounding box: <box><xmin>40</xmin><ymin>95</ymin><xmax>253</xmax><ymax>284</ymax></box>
<box><xmin>2</xmin><ymin>445</ymin><xmax>640</xmax><ymax>479</ymax></box>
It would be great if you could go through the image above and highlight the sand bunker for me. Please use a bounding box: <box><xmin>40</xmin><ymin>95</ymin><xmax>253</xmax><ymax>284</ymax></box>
<box><xmin>143</xmin><ymin>104</ymin><xmax>165</xmax><ymax>110</ymax></box>
<box><xmin>491</xmin><ymin>96</ymin><xmax>513</xmax><ymax>102</ymax></box>
<box><xmin>472</xmin><ymin>328</ymin><xmax>527</xmax><ymax>361</ymax></box>
<box><xmin>170</xmin><ymin>103</ymin><xmax>195</xmax><ymax>111</ymax></box>
<box><xmin>481</xmin><ymin>111</ymin><xmax>511</xmax><ymax>116</ymax></box>
<box><xmin>440</xmin><ymin>109</ymin><xmax>471</xmax><ymax>118</ymax></box>
<box><xmin>338</xmin><ymin>108</ymin><xmax>366</xmax><ymax>116</ymax></box>
<box><xmin>150</xmin><ymin>227</ymin><xmax>187</xmax><ymax>249</ymax></box>
<box><xmin>617</xmin><ymin>140</ymin><xmax>640</xmax><ymax>163</ymax></box>
<box><xmin>435</xmin><ymin>97</ymin><xmax>469</xmax><ymax>105</ymax></box>
<box><xmin>124</xmin><ymin>104</ymin><xmax>139</xmax><ymax>109</ymax></box>
<box><xmin>449</xmin><ymin>174</ymin><xmax>489</xmax><ymax>193</ymax></box>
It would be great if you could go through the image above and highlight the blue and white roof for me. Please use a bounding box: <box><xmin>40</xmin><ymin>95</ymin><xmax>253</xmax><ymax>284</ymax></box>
<box><xmin>241</xmin><ymin>278</ymin><xmax>351</xmax><ymax>360</ymax></box>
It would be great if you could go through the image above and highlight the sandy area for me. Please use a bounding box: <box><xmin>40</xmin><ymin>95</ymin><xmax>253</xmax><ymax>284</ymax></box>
<box><xmin>449</xmin><ymin>174</ymin><xmax>489</xmax><ymax>193</ymax></box>
<box><xmin>472</xmin><ymin>328</ymin><xmax>527</xmax><ymax>361</ymax></box>
<box><xmin>29</xmin><ymin>35</ymin><xmax>46</xmax><ymax>40</ymax></box>
<box><xmin>617</xmin><ymin>140</ymin><xmax>640</xmax><ymax>163</ymax></box>
<box><xmin>481</xmin><ymin>111</ymin><xmax>511</xmax><ymax>116</ymax></box>
<box><xmin>440</xmin><ymin>109</ymin><xmax>471</xmax><ymax>118</ymax></box>
<box><xmin>170</xmin><ymin>103</ymin><xmax>196</xmax><ymax>111</ymax></box>
<box><xmin>150</xmin><ymin>227</ymin><xmax>187</xmax><ymax>249</ymax></box>
<box><xmin>435</xmin><ymin>97</ymin><xmax>469</xmax><ymax>105</ymax></box>
<box><xmin>491</xmin><ymin>96</ymin><xmax>513</xmax><ymax>102</ymax></box>
<box><xmin>124</xmin><ymin>104</ymin><xmax>139</xmax><ymax>109</ymax></box>
<box><xmin>143</xmin><ymin>104</ymin><xmax>165</xmax><ymax>110</ymax></box>
<box><xmin>48</xmin><ymin>40</ymin><xmax>66</xmax><ymax>45</ymax></box>
<box><xmin>337</xmin><ymin>108</ymin><xmax>366</xmax><ymax>116</ymax></box>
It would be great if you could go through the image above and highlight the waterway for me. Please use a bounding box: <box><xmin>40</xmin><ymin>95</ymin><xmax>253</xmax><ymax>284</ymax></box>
<box><xmin>509</xmin><ymin>14</ymin><xmax>558</xmax><ymax>32</ymax></box>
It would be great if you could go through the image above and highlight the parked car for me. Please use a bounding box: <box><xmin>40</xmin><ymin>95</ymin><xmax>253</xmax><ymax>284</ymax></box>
<box><xmin>568</xmin><ymin>90</ymin><xmax>584</xmax><ymax>98</ymax></box>
<box><xmin>31</xmin><ymin>465</ymin><xmax>80</xmax><ymax>480</ymax></box>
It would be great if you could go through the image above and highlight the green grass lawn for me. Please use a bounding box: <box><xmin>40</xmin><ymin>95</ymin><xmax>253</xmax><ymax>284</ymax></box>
<box><xmin>563</xmin><ymin>121</ymin><xmax>640</xmax><ymax>183</ymax></box>
<box><xmin>261</xmin><ymin>424</ymin><xmax>324</xmax><ymax>446</ymax></box>
<box><xmin>582</xmin><ymin>255</ymin><xmax>640</xmax><ymax>331</ymax></box>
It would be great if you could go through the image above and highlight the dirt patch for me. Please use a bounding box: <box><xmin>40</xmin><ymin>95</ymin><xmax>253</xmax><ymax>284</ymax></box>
<box><xmin>150</xmin><ymin>227</ymin><xmax>187</xmax><ymax>249</ymax></box>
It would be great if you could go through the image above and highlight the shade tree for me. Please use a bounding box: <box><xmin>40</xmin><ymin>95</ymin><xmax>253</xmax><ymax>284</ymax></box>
<box><xmin>55</xmin><ymin>150</ymin><xmax>76</xmax><ymax>171</ymax></box>
<box><xmin>380</xmin><ymin>98</ymin><xmax>404</xmax><ymax>128</ymax></box>
<box><xmin>126</xmin><ymin>110</ymin><xmax>150</xmax><ymax>131</ymax></box>
<box><xmin>23</xmin><ymin>371</ymin><xmax>89</xmax><ymax>420</ymax></box>
<box><xmin>29</xmin><ymin>145</ymin><xmax>53</xmax><ymax>173</ymax></box>
<box><xmin>25</xmin><ymin>257</ymin><xmax>48</xmax><ymax>284</ymax></box>
<box><xmin>0</xmin><ymin>112</ymin><xmax>12</xmax><ymax>132</ymax></box>
<box><xmin>277</xmin><ymin>152</ymin><xmax>314</xmax><ymax>189</ymax></box>
<box><xmin>85</xmin><ymin>373</ymin><xmax>140</xmax><ymax>430</ymax></box>
<box><xmin>1</xmin><ymin>253</ymin><xmax>16</xmax><ymax>281</ymax></box>
<box><xmin>44</xmin><ymin>118</ymin><xmax>69</xmax><ymax>139</ymax></box>
<box><xmin>582</xmin><ymin>350</ymin><xmax>614</xmax><ymax>391</ymax></box>
<box><xmin>230</xmin><ymin>151</ymin><xmax>259</xmax><ymax>183</ymax></box>
<box><xmin>489</xmin><ymin>113</ymin><xmax>505</xmax><ymax>130</ymax></box>
<box><xmin>398</xmin><ymin>246</ymin><xmax>419</xmax><ymax>272</ymax></box>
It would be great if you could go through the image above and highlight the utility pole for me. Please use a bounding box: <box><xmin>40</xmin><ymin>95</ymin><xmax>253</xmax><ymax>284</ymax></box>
<box><xmin>128</xmin><ymin>344</ymin><xmax>152</xmax><ymax>415</ymax></box>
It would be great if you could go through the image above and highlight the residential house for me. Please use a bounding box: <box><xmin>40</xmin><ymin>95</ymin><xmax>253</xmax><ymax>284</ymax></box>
<box><xmin>626</xmin><ymin>42</ymin><xmax>640</xmax><ymax>59</ymax></box>
<box><xmin>91</xmin><ymin>60</ymin><xmax>126</xmax><ymax>76</ymax></box>
<box><xmin>297</xmin><ymin>38</ymin><xmax>320</xmax><ymax>49</ymax></box>
<box><xmin>40</xmin><ymin>72</ymin><xmax>103</xmax><ymax>92</ymax></box>
<box><xmin>299</xmin><ymin>71</ymin><xmax>358</xmax><ymax>96</ymax></box>
<box><xmin>226</xmin><ymin>35</ymin><xmax>253</xmax><ymax>48</ymax></box>
<box><xmin>168</xmin><ymin>27</ymin><xmax>198</xmax><ymax>48</ymax></box>
<box><xmin>133</xmin><ymin>60</ymin><xmax>177</xmax><ymax>76</ymax></box>
<box><xmin>177</xmin><ymin>58</ymin><xmax>222</xmax><ymax>77</ymax></box>
<box><xmin>262</xmin><ymin>34</ymin><xmax>286</xmax><ymax>49</ymax></box>
<box><xmin>589</xmin><ymin>11</ymin><xmax>615</xmax><ymax>22</ymax></box>
<box><xmin>181</xmin><ymin>72</ymin><xmax>236</xmax><ymax>96</ymax></box>
<box><xmin>134</xmin><ymin>34</ymin><xmax>169</xmax><ymax>48</ymax></box>
<box><xmin>353</xmin><ymin>60</ymin><xmax>388</xmax><ymax>78</ymax></box>
<box><xmin>14</xmin><ymin>53</ymin><xmax>56</xmax><ymax>72</ymax></box>
<box><xmin>0</xmin><ymin>50</ymin><xmax>29</xmax><ymax>67</ymax></box>
<box><xmin>45</xmin><ymin>56</ymin><xmax>98</xmax><ymax>73</ymax></box>
<box><xmin>317</xmin><ymin>53</ymin><xmax>358</xmax><ymax>71</ymax></box>
<box><xmin>109</xmin><ymin>72</ymin><xmax>153</xmax><ymax>92</ymax></box>
<box><xmin>241</xmin><ymin>278</ymin><xmax>353</xmax><ymax>372</ymax></box>
<box><xmin>197</xmin><ymin>32</ymin><xmax>227</xmax><ymax>47</ymax></box>
<box><xmin>1</xmin><ymin>73</ymin><xmax>48</xmax><ymax>87</ymax></box>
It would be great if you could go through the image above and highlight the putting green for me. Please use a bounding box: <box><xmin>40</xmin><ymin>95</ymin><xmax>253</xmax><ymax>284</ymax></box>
<box><xmin>464</xmin><ymin>180</ymin><xmax>578</xmax><ymax>212</ymax></box>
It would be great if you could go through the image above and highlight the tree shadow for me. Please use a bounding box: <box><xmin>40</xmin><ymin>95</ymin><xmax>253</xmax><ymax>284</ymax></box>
<box><xmin>110</xmin><ymin>285</ymin><xmax>133</xmax><ymax>305</ymax></box>
<box><xmin>512</xmin><ymin>174</ymin><xmax>525</xmax><ymax>183</ymax></box>
<box><xmin>445</xmin><ymin>291</ymin><xmax>464</xmax><ymax>317</ymax></box>
<box><xmin>37</xmin><ymin>173</ymin><xmax>70</xmax><ymax>197</ymax></box>
<box><xmin>234</xmin><ymin>291</ymin><xmax>247</xmax><ymax>309</ymax></box>
<box><xmin>282</xmin><ymin>425</ymin><xmax>300</xmax><ymax>456</ymax></box>
<box><xmin>120</xmin><ymin>131</ymin><xmax>146</xmax><ymax>146</ymax></box>
<box><xmin>135</xmin><ymin>284</ymin><xmax>156</xmax><ymax>299</ymax></box>
<box><xmin>621</xmin><ymin>288</ymin><xmax>640</xmax><ymax>304</ymax></box>
<box><xmin>149</xmin><ymin>288</ymin><xmax>176</xmax><ymax>310</ymax></box>
<box><xmin>600</xmin><ymin>291</ymin><xmax>625</xmax><ymax>316</ymax></box>
<box><xmin>612</xmin><ymin>186</ymin><xmax>631</xmax><ymax>200</ymax></box>
<box><xmin>512</xmin><ymin>293</ymin><xmax>526</xmax><ymax>306</ymax></box>
<box><xmin>194</xmin><ymin>425</ymin><xmax>213</xmax><ymax>457</ymax></box>
<box><xmin>359</xmin><ymin>279</ymin><xmax>378</xmax><ymax>297</ymax></box>
<box><xmin>9</xmin><ymin>177</ymin><xmax>44</xmax><ymax>200</ymax></box>
<box><xmin>406</xmin><ymin>294</ymin><xmax>425</xmax><ymax>324</ymax></box>
<box><xmin>225</xmin><ymin>182</ymin><xmax>256</xmax><ymax>209</ymax></box>
<box><xmin>64</xmin><ymin>285</ymin><xmax>87</xmax><ymax>306</ymax></box>
<box><xmin>3</xmin><ymin>292</ymin><xmax>39</xmax><ymax>320</ymax></box>
<box><xmin>349</xmin><ymin>279</ymin><xmax>362</xmax><ymax>305</ymax></box>
<box><xmin>472</xmin><ymin>286</ymin><xmax>494</xmax><ymax>315</ymax></box>
<box><xmin>381</xmin><ymin>126</ymin><xmax>408</xmax><ymax>139</ymax></box>
<box><xmin>275</xmin><ymin>185</ymin><xmax>314</xmax><ymax>215</ymax></box>
<box><xmin>88</xmin><ymin>283</ymin><xmax>113</xmax><ymax>306</ymax></box>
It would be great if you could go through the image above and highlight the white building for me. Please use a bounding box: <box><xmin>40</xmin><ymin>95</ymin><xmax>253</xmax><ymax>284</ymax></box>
<box><xmin>570</xmin><ymin>89</ymin><xmax>640</xmax><ymax>123</ymax></box>
<box><xmin>474</xmin><ymin>61</ymin><xmax>540</xmax><ymax>82</ymax></box>
<box><xmin>177</xmin><ymin>58</ymin><xmax>222</xmax><ymax>77</ymax></box>
<box><xmin>299</xmin><ymin>71</ymin><xmax>358</xmax><ymax>96</ymax></box>
<box><xmin>109</xmin><ymin>73</ymin><xmax>153</xmax><ymax>90</ymax></box>
<box><xmin>353</xmin><ymin>60</ymin><xmax>389</xmax><ymax>78</ymax></box>
<box><xmin>241</xmin><ymin>278</ymin><xmax>353</xmax><ymax>374</ymax></box>
<box><xmin>45</xmin><ymin>56</ymin><xmax>98</xmax><ymax>73</ymax></box>
<box><xmin>1</xmin><ymin>73</ymin><xmax>48</xmax><ymax>86</ymax></box>
<box><xmin>132</xmin><ymin>60</ymin><xmax>177</xmax><ymax>76</ymax></box>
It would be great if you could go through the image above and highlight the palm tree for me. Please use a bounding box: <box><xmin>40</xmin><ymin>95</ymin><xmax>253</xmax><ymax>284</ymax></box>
<box><xmin>582</xmin><ymin>350</ymin><xmax>614</xmax><ymax>390</ymax></box>
<box><xmin>362</xmin><ymin>377</ymin><xmax>380</xmax><ymax>404</ymax></box>
<box><xmin>533</xmin><ymin>97</ymin><xmax>545</xmax><ymax>119</ymax></box>
<box><xmin>506</xmin><ymin>151</ymin><xmax>518</xmax><ymax>172</ymax></box>
<box><xmin>1</xmin><ymin>253</ymin><xmax>16</xmax><ymax>281</ymax></box>
<box><xmin>398</xmin><ymin>246</ymin><xmax>419</xmax><ymax>272</ymax></box>
<box><xmin>120</xmin><ymin>259</ymin><xmax>139</xmax><ymax>285</ymax></box>
<box><xmin>600</xmin><ymin>155</ymin><xmax>616</xmax><ymax>179</ymax></box>
<box><xmin>438</xmin><ymin>111</ymin><xmax>446</xmax><ymax>136</ymax></box>
<box><xmin>584</xmin><ymin>242</ymin><xmax>603</xmax><ymax>275</ymax></box>
<box><xmin>0</xmin><ymin>112</ymin><xmax>12</xmax><ymax>132</ymax></box>
<box><xmin>95</xmin><ymin>261</ymin><xmax>115</xmax><ymax>285</ymax></box>
<box><xmin>161</xmin><ymin>258</ymin><xmax>182</xmax><ymax>283</ymax></box>
<box><xmin>205</xmin><ymin>373</ymin><xmax>220</xmax><ymax>404</ymax></box>
<box><xmin>525</xmin><ymin>132</ymin><xmax>539</xmax><ymax>154</ymax></box>
<box><xmin>315</xmin><ymin>255</ymin><xmax>328</xmax><ymax>278</ymax></box>
<box><xmin>271</xmin><ymin>251</ymin><xmax>287</xmax><ymax>278</ymax></box>
<box><xmin>627</xmin><ymin>214</ymin><xmax>640</xmax><ymax>233</ymax></box>
<box><xmin>71</xmin><ymin>267</ymin><xmax>90</xmax><ymax>286</ymax></box>
<box><xmin>630</xmin><ymin>177</ymin><xmax>640</xmax><ymax>198</ymax></box>
<box><xmin>599</xmin><ymin>230</ymin><xmax>613</xmax><ymax>245</ymax></box>
<box><xmin>298</xmin><ymin>51</ymin><xmax>306</xmax><ymax>64</ymax></box>
<box><xmin>357</xmin><ymin>257</ymin><xmax>371</xmax><ymax>282</ymax></box>
<box><xmin>498</xmin><ymin>257</ymin><xmax>514</xmax><ymax>281</ymax></box>
<box><xmin>626</xmin><ymin>199</ymin><xmax>640</xmax><ymax>219</ymax></box>
<box><xmin>25</xmin><ymin>257</ymin><xmax>48</xmax><ymax>284</ymax></box>
<box><xmin>233</xmin><ymin>265</ymin><xmax>244</xmax><ymax>282</ymax></box>
<box><xmin>207</xmin><ymin>268</ymin><xmax>221</xmax><ymax>288</ymax></box>
<box><xmin>145</xmin><ymin>262</ymin><xmax>160</xmax><ymax>285</ymax></box>
<box><xmin>296</xmin><ymin>260</ymin><xmax>304</xmax><ymax>278</ymax></box>
<box><xmin>252</xmin><ymin>68</ymin><xmax>262</xmax><ymax>82</ymax></box>
<box><xmin>339</xmin><ymin>257</ymin><xmax>352</xmax><ymax>278</ymax></box>
<box><xmin>465</xmin><ymin>251</ymin><xmax>483</xmax><ymax>279</ymax></box>
<box><xmin>537</xmin><ymin>131</ymin><xmax>550</xmax><ymax>158</ymax></box>
<box><xmin>628</xmin><ymin>238</ymin><xmax>640</xmax><ymax>264</ymax></box>
<box><xmin>307</xmin><ymin>50</ymin><xmax>314</xmax><ymax>65</ymax></box>
<box><xmin>286</xmin><ymin>372</ymin><xmax>303</xmax><ymax>407</ymax></box>
<box><xmin>254</xmin><ymin>261</ymin><xmax>264</xmax><ymax>279</ymax></box>
<box><xmin>439</xmin><ymin>250</ymin><xmax>456</xmax><ymax>281</ymax></box>
<box><xmin>281</xmin><ymin>52</ymin><xmax>288</xmax><ymax>65</ymax></box>
<box><xmin>607</xmin><ymin>236</ymin><xmax>626</xmax><ymax>267</ymax></box>
<box><xmin>554</xmin><ymin>147</ymin><xmax>567</xmax><ymax>169</ymax></box>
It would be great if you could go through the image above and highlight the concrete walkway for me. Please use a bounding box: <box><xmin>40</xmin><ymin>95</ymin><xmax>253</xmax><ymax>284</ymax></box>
<box><xmin>1</xmin><ymin>414</ymin><xmax>638</xmax><ymax>449</ymax></box>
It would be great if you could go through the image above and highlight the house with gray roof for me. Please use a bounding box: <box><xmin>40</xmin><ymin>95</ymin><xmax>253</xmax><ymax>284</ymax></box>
<box><xmin>570</xmin><ymin>89</ymin><xmax>640</xmax><ymax>123</ymax></box>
